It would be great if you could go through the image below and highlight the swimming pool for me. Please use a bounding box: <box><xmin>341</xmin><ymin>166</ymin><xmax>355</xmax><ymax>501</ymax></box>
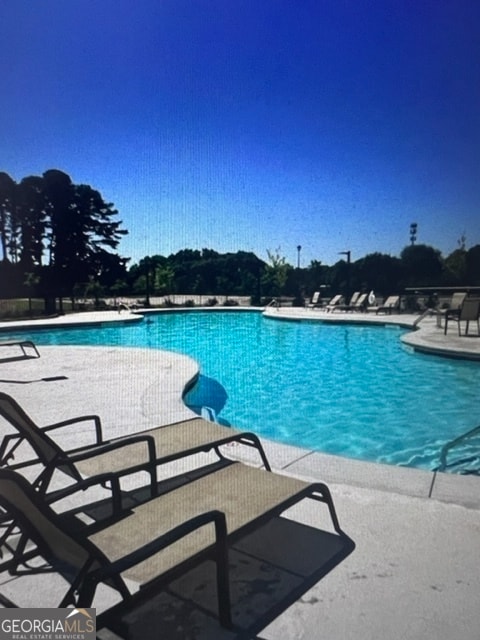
<box><xmin>4</xmin><ymin>311</ymin><xmax>480</xmax><ymax>471</ymax></box>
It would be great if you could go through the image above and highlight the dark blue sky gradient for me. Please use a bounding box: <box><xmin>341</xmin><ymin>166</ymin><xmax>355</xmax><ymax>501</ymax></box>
<box><xmin>2</xmin><ymin>1</ymin><xmax>479</xmax><ymax>266</ymax></box>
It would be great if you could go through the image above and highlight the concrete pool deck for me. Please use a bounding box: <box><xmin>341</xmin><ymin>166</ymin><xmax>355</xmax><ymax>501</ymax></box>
<box><xmin>0</xmin><ymin>309</ymin><xmax>479</xmax><ymax>638</ymax></box>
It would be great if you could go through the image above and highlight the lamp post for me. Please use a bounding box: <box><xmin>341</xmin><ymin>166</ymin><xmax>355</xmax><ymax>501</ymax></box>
<box><xmin>143</xmin><ymin>257</ymin><xmax>152</xmax><ymax>308</ymax></box>
<box><xmin>295</xmin><ymin>245</ymin><xmax>303</xmax><ymax>305</ymax></box>
<box><xmin>410</xmin><ymin>222</ymin><xmax>418</xmax><ymax>245</ymax></box>
<box><xmin>296</xmin><ymin>245</ymin><xmax>302</xmax><ymax>269</ymax></box>
<box><xmin>339</xmin><ymin>250</ymin><xmax>351</xmax><ymax>300</ymax></box>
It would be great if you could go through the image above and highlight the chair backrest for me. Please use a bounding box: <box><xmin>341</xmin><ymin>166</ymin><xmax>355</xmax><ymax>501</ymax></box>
<box><xmin>311</xmin><ymin>291</ymin><xmax>320</xmax><ymax>304</ymax></box>
<box><xmin>0</xmin><ymin>468</ymin><xmax>127</xmax><ymax>606</ymax></box>
<box><xmin>0</xmin><ymin>468</ymin><xmax>96</xmax><ymax>582</ymax></box>
<box><xmin>451</xmin><ymin>292</ymin><xmax>467</xmax><ymax>310</ymax></box>
<box><xmin>460</xmin><ymin>298</ymin><xmax>480</xmax><ymax>321</ymax></box>
<box><xmin>0</xmin><ymin>392</ymin><xmax>79</xmax><ymax>480</ymax></box>
<box><xmin>384</xmin><ymin>296</ymin><xmax>399</xmax><ymax>307</ymax></box>
<box><xmin>328</xmin><ymin>294</ymin><xmax>343</xmax><ymax>306</ymax></box>
<box><xmin>354</xmin><ymin>293</ymin><xmax>368</xmax><ymax>307</ymax></box>
<box><xmin>348</xmin><ymin>292</ymin><xmax>360</xmax><ymax>306</ymax></box>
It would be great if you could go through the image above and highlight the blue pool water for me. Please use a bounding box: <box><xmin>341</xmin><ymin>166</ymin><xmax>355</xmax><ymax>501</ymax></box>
<box><xmin>4</xmin><ymin>311</ymin><xmax>480</xmax><ymax>471</ymax></box>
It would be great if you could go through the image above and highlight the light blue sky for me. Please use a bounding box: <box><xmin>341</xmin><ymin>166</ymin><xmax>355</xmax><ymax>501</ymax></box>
<box><xmin>2</xmin><ymin>0</ymin><xmax>479</xmax><ymax>267</ymax></box>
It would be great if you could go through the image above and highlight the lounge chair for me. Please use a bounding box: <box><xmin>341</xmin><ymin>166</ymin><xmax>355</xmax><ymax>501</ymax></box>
<box><xmin>444</xmin><ymin>298</ymin><xmax>480</xmax><ymax>336</ymax></box>
<box><xmin>0</xmin><ymin>392</ymin><xmax>271</xmax><ymax>499</ymax></box>
<box><xmin>368</xmin><ymin>295</ymin><xmax>400</xmax><ymax>314</ymax></box>
<box><xmin>306</xmin><ymin>291</ymin><xmax>322</xmax><ymax>308</ymax></box>
<box><xmin>0</xmin><ymin>465</ymin><xmax>353</xmax><ymax>628</ymax></box>
<box><xmin>325</xmin><ymin>294</ymin><xmax>344</xmax><ymax>312</ymax></box>
<box><xmin>348</xmin><ymin>292</ymin><xmax>368</xmax><ymax>312</ymax></box>
<box><xmin>333</xmin><ymin>292</ymin><xmax>361</xmax><ymax>313</ymax></box>
<box><xmin>0</xmin><ymin>340</ymin><xmax>40</xmax><ymax>360</ymax></box>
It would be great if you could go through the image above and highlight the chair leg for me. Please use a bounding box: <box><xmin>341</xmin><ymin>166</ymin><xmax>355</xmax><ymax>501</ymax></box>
<box><xmin>213</xmin><ymin>514</ymin><xmax>233</xmax><ymax>629</ymax></box>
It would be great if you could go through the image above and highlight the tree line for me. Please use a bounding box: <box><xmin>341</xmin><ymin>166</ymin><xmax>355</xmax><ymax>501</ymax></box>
<box><xmin>1</xmin><ymin>169</ymin><xmax>479</xmax><ymax>313</ymax></box>
<box><xmin>0</xmin><ymin>170</ymin><xmax>127</xmax><ymax>312</ymax></box>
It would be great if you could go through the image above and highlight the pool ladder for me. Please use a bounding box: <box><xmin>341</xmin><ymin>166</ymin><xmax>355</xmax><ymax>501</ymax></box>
<box><xmin>200</xmin><ymin>406</ymin><xmax>217</xmax><ymax>422</ymax></box>
<box><xmin>428</xmin><ymin>424</ymin><xmax>480</xmax><ymax>497</ymax></box>
<box><xmin>412</xmin><ymin>307</ymin><xmax>437</xmax><ymax>327</ymax></box>
<box><xmin>436</xmin><ymin>425</ymin><xmax>480</xmax><ymax>473</ymax></box>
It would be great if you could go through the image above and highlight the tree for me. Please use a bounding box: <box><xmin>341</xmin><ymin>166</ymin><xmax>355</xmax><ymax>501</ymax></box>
<box><xmin>0</xmin><ymin>168</ymin><xmax>129</xmax><ymax>312</ymax></box>
<box><xmin>355</xmin><ymin>253</ymin><xmax>402</xmax><ymax>295</ymax></box>
<box><xmin>221</xmin><ymin>251</ymin><xmax>265</xmax><ymax>296</ymax></box>
<box><xmin>262</xmin><ymin>248</ymin><xmax>290</xmax><ymax>297</ymax></box>
<box><xmin>465</xmin><ymin>245</ymin><xmax>480</xmax><ymax>285</ymax></box>
<box><xmin>444</xmin><ymin>248</ymin><xmax>467</xmax><ymax>285</ymax></box>
<box><xmin>24</xmin><ymin>272</ymin><xmax>40</xmax><ymax>315</ymax></box>
<box><xmin>304</xmin><ymin>260</ymin><xmax>324</xmax><ymax>293</ymax></box>
<box><xmin>138</xmin><ymin>256</ymin><xmax>156</xmax><ymax>306</ymax></box>
<box><xmin>0</xmin><ymin>172</ymin><xmax>18</xmax><ymax>262</ymax></box>
<box><xmin>42</xmin><ymin>169</ymin><xmax>76</xmax><ymax>270</ymax></box>
<box><xmin>42</xmin><ymin>170</ymin><xmax>127</xmax><ymax>288</ymax></box>
<box><xmin>399</xmin><ymin>244</ymin><xmax>444</xmax><ymax>287</ymax></box>
<box><xmin>17</xmin><ymin>176</ymin><xmax>47</xmax><ymax>269</ymax></box>
<box><xmin>39</xmin><ymin>170</ymin><xmax>128</xmax><ymax>303</ymax></box>
<box><xmin>93</xmin><ymin>250</ymin><xmax>128</xmax><ymax>289</ymax></box>
<box><xmin>110</xmin><ymin>278</ymin><xmax>130</xmax><ymax>299</ymax></box>
<box><xmin>84</xmin><ymin>277</ymin><xmax>105</xmax><ymax>309</ymax></box>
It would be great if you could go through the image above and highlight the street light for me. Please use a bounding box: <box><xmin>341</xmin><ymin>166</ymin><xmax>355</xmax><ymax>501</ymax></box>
<box><xmin>296</xmin><ymin>245</ymin><xmax>302</xmax><ymax>269</ymax></box>
<box><xmin>338</xmin><ymin>250</ymin><xmax>351</xmax><ymax>300</ymax></box>
<box><xmin>410</xmin><ymin>222</ymin><xmax>418</xmax><ymax>245</ymax></box>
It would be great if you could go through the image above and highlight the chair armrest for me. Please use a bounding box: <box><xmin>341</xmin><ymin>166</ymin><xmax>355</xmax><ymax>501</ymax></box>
<box><xmin>42</xmin><ymin>415</ymin><xmax>104</xmax><ymax>445</ymax></box>
<box><xmin>46</xmin><ymin>472</ymin><xmax>123</xmax><ymax>514</ymax></box>
<box><xmin>65</xmin><ymin>434</ymin><xmax>157</xmax><ymax>466</ymax></box>
<box><xmin>445</xmin><ymin>308</ymin><xmax>461</xmax><ymax>318</ymax></box>
<box><xmin>87</xmin><ymin>509</ymin><xmax>231</xmax><ymax>627</ymax></box>
<box><xmin>50</xmin><ymin>435</ymin><xmax>159</xmax><ymax>498</ymax></box>
<box><xmin>96</xmin><ymin>509</ymin><xmax>227</xmax><ymax>578</ymax></box>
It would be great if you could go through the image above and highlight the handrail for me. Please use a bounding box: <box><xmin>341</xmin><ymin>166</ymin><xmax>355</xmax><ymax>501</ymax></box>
<box><xmin>428</xmin><ymin>424</ymin><xmax>480</xmax><ymax>497</ymax></box>
<box><xmin>200</xmin><ymin>406</ymin><xmax>217</xmax><ymax>422</ymax></box>
<box><xmin>412</xmin><ymin>308</ymin><xmax>435</xmax><ymax>327</ymax></box>
<box><xmin>265</xmin><ymin>298</ymin><xmax>279</xmax><ymax>309</ymax></box>
<box><xmin>437</xmin><ymin>424</ymin><xmax>480</xmax><ymax>473</ymax></box>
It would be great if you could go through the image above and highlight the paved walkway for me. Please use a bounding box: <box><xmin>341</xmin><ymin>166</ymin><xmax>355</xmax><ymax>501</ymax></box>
<box><xmin>0</xmin><ymin>309</ymin><xmax>479</xmax><ymax>638</ymax></box>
